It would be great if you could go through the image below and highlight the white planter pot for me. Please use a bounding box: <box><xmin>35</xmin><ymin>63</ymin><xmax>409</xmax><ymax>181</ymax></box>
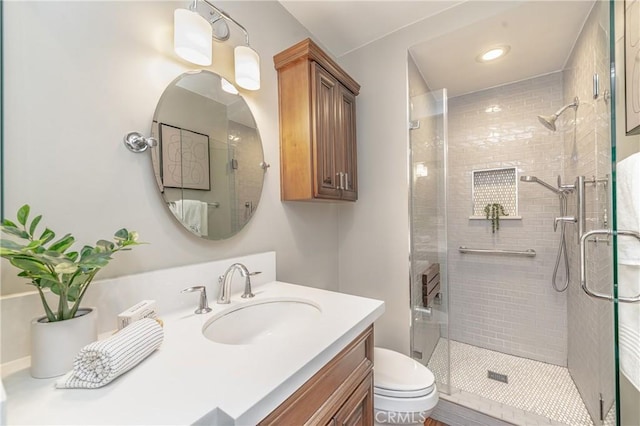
<box><xmin>30</xmin><ymin>308</ymin><xmax>98</xmax><ymax>379</ymax></box>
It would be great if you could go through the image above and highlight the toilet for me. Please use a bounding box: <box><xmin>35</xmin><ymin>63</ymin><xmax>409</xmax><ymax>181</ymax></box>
<box><xmin>373</xmin><ymin>347</ymin><xmax>439</xmax><ymax>426</ymax></box>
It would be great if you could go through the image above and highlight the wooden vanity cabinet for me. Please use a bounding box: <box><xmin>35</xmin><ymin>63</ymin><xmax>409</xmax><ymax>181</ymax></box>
<box><xmin>333</xmin><ymin>371</ymin><xmax>374</xmax><ymax>426</ymax></box>
<box><xmin>274</xmin><ymin>38</ymin><xmax>360</xmax><ymax>202</ymax></box>
<box><xmin>259</xmin><ymin>326</ymin><xmax>374</xmax><ymax>426</ymax></box>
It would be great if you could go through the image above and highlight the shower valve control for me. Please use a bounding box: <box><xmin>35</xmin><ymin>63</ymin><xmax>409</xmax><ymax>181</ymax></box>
<box><xmin>554</xmin><ymin>216</ymin><xmax>577</xmax><ymax>232</ymax></box>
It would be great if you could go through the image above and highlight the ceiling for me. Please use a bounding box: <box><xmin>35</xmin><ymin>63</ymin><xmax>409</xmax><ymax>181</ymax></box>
<box><xmin>279</xmin><ymin>1</ymin><xmax>596</xmax><ymax>97</ymax></box>
<box><xmin>279</xmin><ymin>1</ymin><xmax>464</xmax><ymax>57</ymax></box>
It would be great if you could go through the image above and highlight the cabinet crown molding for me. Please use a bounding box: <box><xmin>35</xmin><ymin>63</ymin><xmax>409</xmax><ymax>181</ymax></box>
<box><xmin>273</xmin><ymin>38</ymin><xmax>360</xmax><ymax>95</ymax></box>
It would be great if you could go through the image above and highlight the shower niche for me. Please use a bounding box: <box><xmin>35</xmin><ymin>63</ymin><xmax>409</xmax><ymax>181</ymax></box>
<box><xmin>470</xmin><ymin>167</ymin><xmax>520</xmax><ymax>220</ymax></box>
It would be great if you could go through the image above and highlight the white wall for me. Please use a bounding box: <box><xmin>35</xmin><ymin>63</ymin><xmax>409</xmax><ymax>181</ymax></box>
<box><xmin>2</xmin><ymin>1</ymin><xmax>340</xmax><ymax>304</ymax></box>
<box><xmin>337</xmin><ymin>2</ymin><xmax>522</xmax><ymax>354</ymax></box>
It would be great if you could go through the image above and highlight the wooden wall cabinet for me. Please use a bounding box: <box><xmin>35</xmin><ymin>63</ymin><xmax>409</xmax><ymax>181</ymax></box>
<box><xmin>274</xmin><ymin>38</ymin><xmax>360</xmax><ymax>202</ymax></box>
<box><xmin>259</xmin><ymin>326</ymin><xmax>374</xmax><ymax>425</ymax></box>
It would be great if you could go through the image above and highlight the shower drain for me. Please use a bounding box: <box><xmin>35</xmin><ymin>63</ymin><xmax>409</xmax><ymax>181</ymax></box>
<box><xmin>487</xmin><ymin>370</ymin><xmax>509</xmax><ymax>383</ymax></box>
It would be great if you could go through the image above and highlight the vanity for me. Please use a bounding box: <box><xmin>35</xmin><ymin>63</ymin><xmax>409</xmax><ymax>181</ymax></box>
<box><xmin>1</xmin><ymin>253</ymin><xmax>384</xmax><ymax>425</ymax></box>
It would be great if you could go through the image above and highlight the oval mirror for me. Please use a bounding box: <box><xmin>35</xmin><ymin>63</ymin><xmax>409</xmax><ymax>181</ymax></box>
<box><xmin>150</xmin><ymin>70</ymin><xmax>265</xmax><ymax>240</ymax></box>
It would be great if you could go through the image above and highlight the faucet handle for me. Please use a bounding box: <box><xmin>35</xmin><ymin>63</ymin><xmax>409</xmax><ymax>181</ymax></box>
<box><xmin>181</xmin><ymin>286</ymin><xmax>213</xmax><ymax>314</ymax></box>
<box><xmin>241</xmin><ymin>271</ymin><xmax>260</xmax><ymax>299</ymax></box>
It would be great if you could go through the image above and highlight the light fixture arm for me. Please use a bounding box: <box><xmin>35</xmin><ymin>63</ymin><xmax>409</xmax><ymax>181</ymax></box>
<box><xmin>198</xmin><ymin>0</ymin><xmax>250</xmax><ymax>46</ymax></box>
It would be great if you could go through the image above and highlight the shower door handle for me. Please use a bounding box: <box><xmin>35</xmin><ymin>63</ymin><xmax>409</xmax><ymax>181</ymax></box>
<box><xmin>580</xmin><ymin>229</ymin><xmax>640</xmax><ymax>303</ymax></box>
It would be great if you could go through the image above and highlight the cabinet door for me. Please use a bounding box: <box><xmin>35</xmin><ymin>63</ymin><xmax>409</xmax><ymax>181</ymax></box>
<box><xmin>312</xmin><ymin>63</ymin><xmax>341</xmax><ymax>199</ymax></box>
<box><xmin>336</xmin><ymin>85</ymin><xmax>358</xmax><ymax>201</ymax></box>
<box><xmin>333</xmin><ymin>372</ymin><xmax>373</xmax><ymax>426</ymax></box>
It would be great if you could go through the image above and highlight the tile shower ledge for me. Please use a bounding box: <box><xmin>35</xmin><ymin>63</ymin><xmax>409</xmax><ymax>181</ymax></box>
<box><xmin>1</xmin><ymin>281</ymin><xmax>385</xmax><ymax>425</ymax></box>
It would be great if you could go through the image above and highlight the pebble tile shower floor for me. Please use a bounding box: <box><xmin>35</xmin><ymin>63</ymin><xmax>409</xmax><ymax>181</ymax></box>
<box><xmin>428</xmin><ymin>340</ymin><xmax>598</xmax><ymax>425</ymax></box>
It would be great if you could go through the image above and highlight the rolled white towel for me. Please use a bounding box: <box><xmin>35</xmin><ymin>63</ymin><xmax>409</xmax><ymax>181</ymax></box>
<box><xmin>55</xmin><ymin>318</ymin><xmax>164</xmax><ymax>389</ymax></box>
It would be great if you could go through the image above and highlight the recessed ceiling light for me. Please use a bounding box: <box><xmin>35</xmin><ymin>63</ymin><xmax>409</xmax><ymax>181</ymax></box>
<box><xmin>477</xmin><ymin>46</ymin><xmax>510</xmax><ymax>62</ymax></box>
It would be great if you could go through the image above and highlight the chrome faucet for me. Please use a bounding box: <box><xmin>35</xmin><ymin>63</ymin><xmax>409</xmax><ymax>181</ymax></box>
<box><xmin>217</xmin><ymin>263</ymin><xmax>259</xmax><ymax>304</ymax></box>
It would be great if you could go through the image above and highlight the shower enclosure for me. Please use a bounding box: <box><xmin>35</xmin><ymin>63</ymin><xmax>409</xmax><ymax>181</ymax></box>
<box><xmin>408</xmin><ymin>1</ymin><xmax>637</xmax><ymax>425</ymax></box>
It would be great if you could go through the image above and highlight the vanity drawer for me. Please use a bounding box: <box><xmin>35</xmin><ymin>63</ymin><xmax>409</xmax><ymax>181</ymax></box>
<box><xmin>259</xmin><ymin>325</ymin><xmax>374</xmax><ymax>426</ymax></box>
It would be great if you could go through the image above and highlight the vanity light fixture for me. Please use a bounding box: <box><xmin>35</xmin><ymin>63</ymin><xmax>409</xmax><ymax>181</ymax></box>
<box><xmin>174</xmin><ymin>8</ymin><xmax>213</xmax><ymax>66</ymax></box>
<box><xmin>174</xmin><ymin>0</ymin><xmax>261</xmax><ymax>91</ymax></box>
<box><xmin>477</xmin><ymin>45</ymin><xmax>510</xmax><ymax>63</ymax></box>
<box><xmin>221</xmin><ymin>78</ymin><xmax>239</xmax><ymax>95</ymax></box>
<box><xmin>235</xmin><ymin>45</ymin><xmax>260</xmax><ymax>91</ymax></box>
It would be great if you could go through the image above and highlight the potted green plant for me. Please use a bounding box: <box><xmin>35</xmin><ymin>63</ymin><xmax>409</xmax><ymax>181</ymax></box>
<box><xmin>0</xmin><ymin>204</ymin><xmax>141</xmax><ymax>378</ymax></box>
<box><xmin>484</xmin><ymin>203</ymin><xmax>508</xmax><ymax>233</ymax></box>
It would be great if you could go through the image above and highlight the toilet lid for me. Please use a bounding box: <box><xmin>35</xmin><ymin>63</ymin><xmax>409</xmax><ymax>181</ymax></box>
<box><xmin>373</xmin><ymin>347</ymin><xmax>435</xmax><ymax>395</ymax></box>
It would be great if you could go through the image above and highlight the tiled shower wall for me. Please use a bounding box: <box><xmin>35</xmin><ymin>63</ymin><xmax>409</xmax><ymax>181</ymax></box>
<box><xmin>229</xmin><ymin>120</ymin><xmax>263</xmax><ymax>235</ymax></box>
<box><xmin>447</xmin><ymin>73</ymin><xmax>569</xmax><ymax>366</ymax></box>
<box><xmin>563</xmin><ymin>1</ymin><xmax>614</xmax><ymax>423</ymax></box>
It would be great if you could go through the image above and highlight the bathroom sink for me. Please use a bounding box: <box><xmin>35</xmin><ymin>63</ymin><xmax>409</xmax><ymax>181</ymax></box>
<box><xmin>202</xmin><ymin>298</ymin><xmax>322</xmax><ymax>345</ymax></box>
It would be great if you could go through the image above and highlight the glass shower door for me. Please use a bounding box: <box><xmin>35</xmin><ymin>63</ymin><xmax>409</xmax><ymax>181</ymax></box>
<box><xmin>613</xmin><ymin>1</ymin><xmax>640</xmax><ymax>425</ymax></box>
<box><xmin>407</xmin><ymin>56</ymin><xmax>450</xmax><ymax>394</ymax></box>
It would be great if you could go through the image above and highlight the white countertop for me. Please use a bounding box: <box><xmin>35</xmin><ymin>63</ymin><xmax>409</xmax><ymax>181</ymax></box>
<box><xmin>1</xmin><ymin>281</ymin><xmax>384</xmax><ymax>425</ymax></box>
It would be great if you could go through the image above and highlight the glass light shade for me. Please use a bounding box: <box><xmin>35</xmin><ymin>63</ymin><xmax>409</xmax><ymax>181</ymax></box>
<box><xmin>221</xmin><ymin>78</ymin><xmax>239</xmax><ymax>95</ymax></box>
<box><xmin>234</xmin><ymin>45</ymin><xmax>260</xmax><ymax>90</ymax></box>
<box><xmin>174</xmin><ymin>9</ymin><xmax>213</xmax><ymax>66</ymax></box>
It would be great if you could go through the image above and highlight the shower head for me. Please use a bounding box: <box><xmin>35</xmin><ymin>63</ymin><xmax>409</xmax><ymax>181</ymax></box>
<box><xmin>537</xmin><ymin>96</ymin><xmax>579</xmax><ymax>132</ymax></box>
<box><xmin>538</xmin><ymin>114</ymin><xmax>558</xmax><ymax>131</ymax></box>
<box><xmin>520</xmin><ymin>175</ymin><xmax>562</xmax><ymax>194</ymax></box>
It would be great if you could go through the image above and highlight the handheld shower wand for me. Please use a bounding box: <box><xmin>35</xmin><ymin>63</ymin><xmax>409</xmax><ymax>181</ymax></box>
<box><xmin>520</xmin><ymin>175</ymin><xmax>573</xmax><ymax>292</ymax></box>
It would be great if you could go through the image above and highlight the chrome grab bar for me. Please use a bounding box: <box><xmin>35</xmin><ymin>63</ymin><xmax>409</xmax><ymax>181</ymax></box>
<box><xmin>580</xmin><ymin>229</ymin><xmax>640</xmax><ymax>303</ymax></box>
<box><xmin>458</xmin><ymin>247</ymin><xmax>536</xmax><ymax>257</ymax></box>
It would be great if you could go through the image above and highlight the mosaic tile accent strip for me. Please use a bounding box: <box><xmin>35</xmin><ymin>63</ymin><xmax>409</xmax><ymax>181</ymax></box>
<box><xmin>472</xmin><ymin>167</ymin><xmax>517</xmax><ymax>217</ymax></box>
<box><xmin>428</xmin><ymin>339</ymin><xmax>594</xmax><ymax>425</ymax></box>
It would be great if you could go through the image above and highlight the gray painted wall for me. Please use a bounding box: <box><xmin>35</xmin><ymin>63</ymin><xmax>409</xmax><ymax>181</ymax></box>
<box><xmin>1</xmin><ymin>1</ymin><xmax>340</xmax><ymax>301</ymax></box>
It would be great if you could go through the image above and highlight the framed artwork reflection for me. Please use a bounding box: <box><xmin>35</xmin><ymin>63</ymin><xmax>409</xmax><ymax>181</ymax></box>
<box><xmin>160</xmin><ymin>124</ymin><xmax>211</xmax><ymax>190</ymax></box>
